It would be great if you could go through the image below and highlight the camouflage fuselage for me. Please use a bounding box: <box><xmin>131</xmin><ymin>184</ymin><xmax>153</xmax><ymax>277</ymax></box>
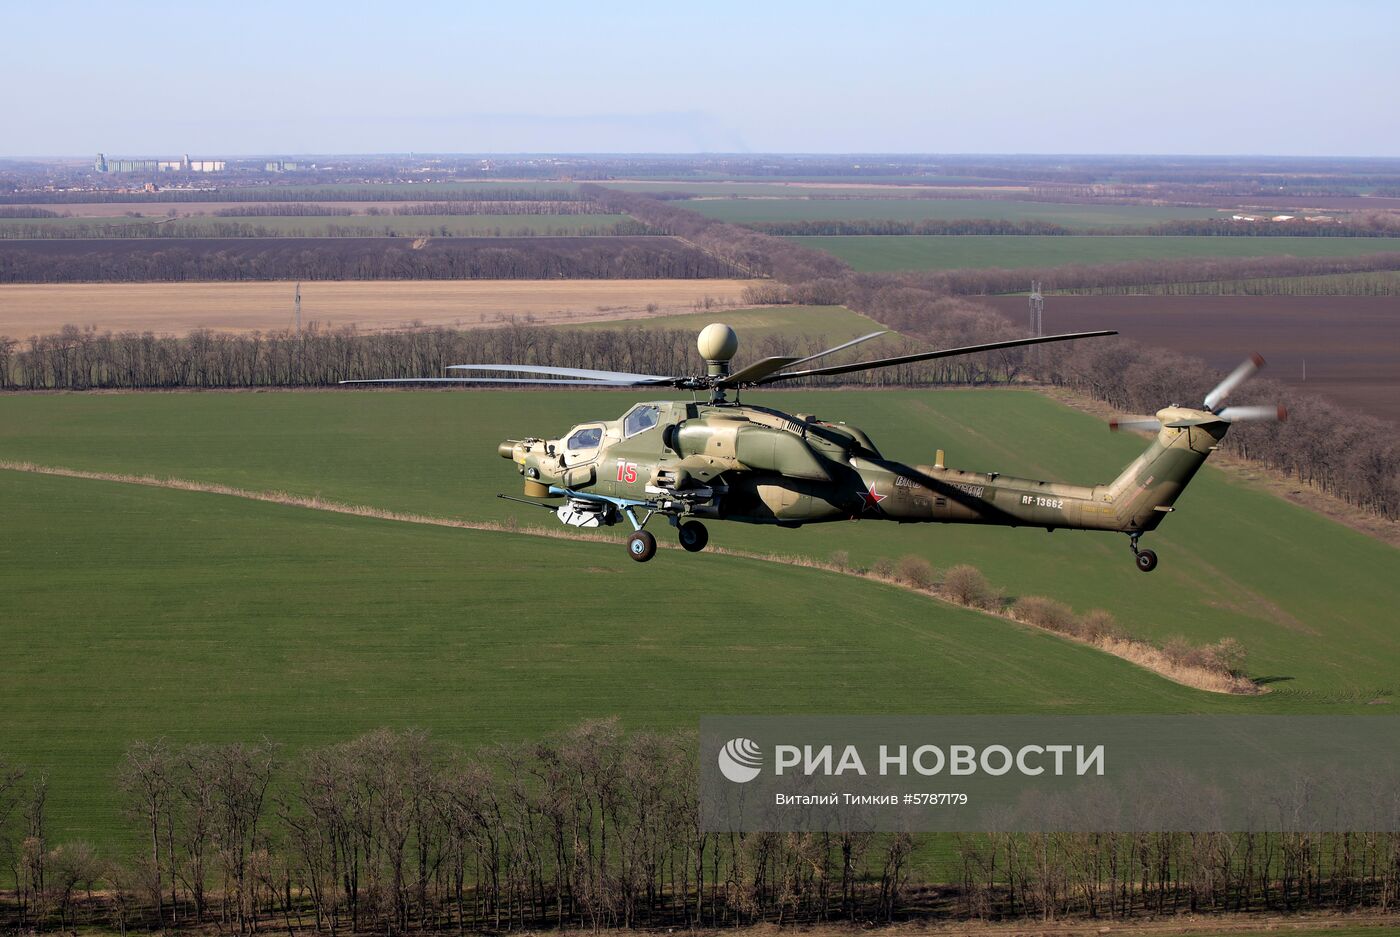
<box><xmin>501</xmin><ymin>401</ymin><xmax>1228</xmax><ymax>534</ymax></box>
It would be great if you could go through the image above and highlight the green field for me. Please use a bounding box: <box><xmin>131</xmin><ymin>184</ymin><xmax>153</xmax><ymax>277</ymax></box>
<box><xmin>686</xmin><ymin>197</ymin><xmax>1221</xmax><ymax>228</ymax></box>
<box><xmin>5</xmin><ymin>389</ymin><xmax>1397</xmax><ymax>699</ymax></box>
<box><xmin>5</xmin><ymin>388</ymin><xmax>1398</xmax><ymax>853</ymax></box>
<box><xmin>791</xmin><ymin>235</ymin><xmax>1400</xmax><ymax>272</ymax></box>
<box><xmin>0</xmin><ymin>212</ymin><xmax>638</xmax><ymax>238</ymax></box>
<box><xmin>3</xmin><ymin>468</ymin><xmax>1233</xmax><ymax>850</ymax></box>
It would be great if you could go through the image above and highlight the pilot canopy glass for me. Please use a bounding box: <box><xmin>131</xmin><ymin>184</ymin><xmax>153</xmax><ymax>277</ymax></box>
<box><xmin>566</xmin><ymin>427</ymin><xmax>603</xmax><ymax>450</ymax></box>
<box><xmin>623</xmin><ymin>404</ymin><xmax>661</xmax><ymax>438</ymax></box>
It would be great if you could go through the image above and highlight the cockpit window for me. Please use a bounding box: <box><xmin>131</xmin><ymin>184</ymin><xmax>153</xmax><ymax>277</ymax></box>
<box><xmin>623</xmin><ymin>405</ymin><xmax>660</xmax><ymax>438</ymax></box>
<box><xmin>566</xmin><ymin>427</ymin><xmax>603</xmax><ymax>450</ymax></box>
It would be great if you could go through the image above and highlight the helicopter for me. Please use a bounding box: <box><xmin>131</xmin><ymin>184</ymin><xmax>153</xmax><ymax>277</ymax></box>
<box><xmin>344</xmin><ymin>323</ymin><xmax>1285</xmax><ymax>570</ymax></box>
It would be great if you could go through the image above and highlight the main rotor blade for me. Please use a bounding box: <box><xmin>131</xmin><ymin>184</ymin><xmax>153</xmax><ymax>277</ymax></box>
<box><xmin>1217</xmin><ymin>404</ymin><xmax>1289</xmax><ymax>423</ymax></box>
<box><xmin>718</xmin><ymin>356</ymin><xmax>804</xmax><ymax>387</ymax></box>
<box><xmin>339</xmin><ymin>377</ymin><xmax>652</xmax><ymax>387</ymax></box>
<box><xmin>718</xmin><ymin>332</ymin><xmax>890</xmax><ymax>387</ymax></box>
<box><xmin>1202</xmin><ymin>353</ymin><xmax>1265</xmax><ymax>411</ymax></box>
<box><xmin>447</xmin><ymin>364</ymin><xmax>678</xmax><ymax>384</ymax></box>
<box><xmin>754</xmin><ymin>330</ymin><xmax>1118</xmax><ymax>384</ymax></box>
<box><xmin>785</xmin><ymin>330</ymin><xmax>889</xmax><ymax>369</ymax></box>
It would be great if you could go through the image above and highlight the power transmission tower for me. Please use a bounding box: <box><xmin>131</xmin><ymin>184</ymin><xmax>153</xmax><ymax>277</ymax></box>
<box><xmin>1029</xmin><ymin>280</ymin><xmax>1044</xmax><ymax>337</ymax></box>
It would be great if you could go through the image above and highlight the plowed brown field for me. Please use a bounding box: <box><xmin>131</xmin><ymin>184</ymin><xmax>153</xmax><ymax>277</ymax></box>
<box><xmin>983</xmin><ymin>294</ymin><xmax>1400</xmax><ymax>425</ymax></box>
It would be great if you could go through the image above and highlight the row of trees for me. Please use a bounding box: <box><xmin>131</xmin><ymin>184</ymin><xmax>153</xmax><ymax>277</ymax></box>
<box><xmin>6</xmin><ymin>726</ymin><xmax>1400</xmax><ymax>935</ymax></box>
<box><xmin>0</xmin><ymin>238</ymin><xmax>744</xmax><ymax>283</ymax></box>
<box><xmin>1</xmin><ymin>724</ymin><xmax>918</xmax><ymax>935</ymax></box>
<box><xmin>891</xmin><ymin>251</ymin><xmax>1400</xmax><ymax>296</ymax></box>
<box><xmin>0</xmin><ymin>322</ymin><xmax>1032</xmax><ymax>392</ymax></box>
<box><xmin>748</xmin><ymin>217</ymin><xmax>1400</xmax><ymax>237</ymax></box>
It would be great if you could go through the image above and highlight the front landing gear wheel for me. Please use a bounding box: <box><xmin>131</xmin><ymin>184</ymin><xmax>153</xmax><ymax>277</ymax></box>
<box><xmin>1135</xmin><ymin>549</ymin><xmax>1158</xmax><ymax>573</ymax></box>
<box><xmin>678</xmin><ymin>520</ymin><xmax>709</xmax><ymax>553</ymax></box>
<box><xmin>626</xmin><ymin>530</ymin><xmax>657</xmax><ymax>563</ymax></box>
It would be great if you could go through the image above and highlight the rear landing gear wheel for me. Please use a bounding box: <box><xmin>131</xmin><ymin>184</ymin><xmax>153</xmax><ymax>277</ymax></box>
<box><xmin>626</xmin><ymin>530</ymin><xmax>657</xmax><ymax>563</ymax></box>
<box><xmin>1135</xmin><ymin>549</ymin><xmax>1158</xmax><ymax>573</ymax></box>
<box><xmin>678</xmin><ymin>520</ymin><xmax>709</xmax><ymax>553</ymax></box>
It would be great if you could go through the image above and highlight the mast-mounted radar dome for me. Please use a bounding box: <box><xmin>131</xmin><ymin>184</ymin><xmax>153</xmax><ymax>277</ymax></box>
<box><xmin>697</xmin><ymin>323</ymin><xmax>739</xmax><ymax>378</ymax></box>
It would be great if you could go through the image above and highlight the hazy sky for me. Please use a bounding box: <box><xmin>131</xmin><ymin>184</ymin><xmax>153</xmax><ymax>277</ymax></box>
<box><xmin>6</xmin><ymin>0</ymin><xmax>1397</xmax><ymax>157</ymax></box>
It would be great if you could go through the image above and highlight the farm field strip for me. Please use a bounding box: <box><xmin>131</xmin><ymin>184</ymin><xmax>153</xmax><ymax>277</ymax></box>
<box><xmin>0</xmin><ymin>213</ymin><xmax>641</xmax><ymax>237</ymax></box>
<box><xmin>604</xmin><ymin>180</ymin><xmax>1035</xmax><ymax>197</ymax></box>
<box><xmin>1</xmin><ymin>199</ymin><xmax>591</xmax><ymax>219</ymax></box>
<box><xmin>685</xmin><ymin>197</ymin><xmax>1223</xmax><ymax>228</ymax></box>
<box><xmin>4</xmin><ymin>389</ymin><xmax>1397</xmax><ymax>698</ymax></box>
<box><xmin>0</xmin><ymin>279</ymin><xmax>763</xmax><ymax>336</ymax></box>
<box><xmin>979</xmin><ymin>294</ymin><xmax>1400</xmax><ymax>426</ymax></box>
<box><xmin>791</xmin><ymin>234</ymin><xmax>1400</xmax><ymax>271</ymax></box>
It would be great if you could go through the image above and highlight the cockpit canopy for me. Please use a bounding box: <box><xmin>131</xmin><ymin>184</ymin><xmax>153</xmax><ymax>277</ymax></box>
<box><xmin>623</xmin><ymin>403</ymin><xmax>661</xmax><ymax>437</ymax></box>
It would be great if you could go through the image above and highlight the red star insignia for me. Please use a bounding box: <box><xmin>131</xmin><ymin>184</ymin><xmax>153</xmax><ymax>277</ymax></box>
<box><xmin>859</xmin><ymin>484</ymin><xmax>887</xmax><ymax>512</ymax></box>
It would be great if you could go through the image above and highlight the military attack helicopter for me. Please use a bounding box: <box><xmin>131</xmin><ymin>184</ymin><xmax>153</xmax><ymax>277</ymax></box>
<box><xmin>345</xmin><ymin>324</ymin><xmax>1285</xmax><ymax>570</ymax></box>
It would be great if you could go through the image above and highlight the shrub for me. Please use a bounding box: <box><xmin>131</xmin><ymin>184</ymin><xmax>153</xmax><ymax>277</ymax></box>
<box><xmin>1206</xmin><ymin>637</ymin><xmax>1248</xmax><ymax>675</ymax></box>
<box><xmin>1077</xmin><ymin>608</ymin><xmax>1123</xmax><ymax>642</ymax></box>
<box><xmin>895</xmin><ymin>555</ymin><xmax>936</xmax><ymax>590</ymax></box>
<box><xmin>828</xmin><ymin>549</ymin><xmax>851</xmax><ymax>572</ymax></box>
<box><xmin>870</xmin><ymin>557</ymin><xmax>895</xmax><ymax>579</ymax></box>
<box><xmin>1162</xmin><ymin>635</ymin><xmax>1214</xmax><ymax>671</ymax></box>
<box><xmin>1012</xmin><ymin>596</ymin><xmax>1077</xmax><ymax>635</ymax></box>
<box><xmin>941</xmin><ymin>564</ymin><xmax>995</xmax><ymax>608</ymax></box>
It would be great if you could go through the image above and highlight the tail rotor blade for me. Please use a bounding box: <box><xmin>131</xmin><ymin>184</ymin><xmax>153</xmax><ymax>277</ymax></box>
<box><xmin>1203</xmin><ymin>353</ymin><xmax>1265</xmax><ymax>411</ymax></box>
<box><xmin>1109</xmin><ymin>418</ymin><xmax>1163</xmax><ymax>433</ymax></box>
<box><xmin>1217</xmin><ymin>404</ymin><xmax>1289</xmax><ymax>423</ymax></box>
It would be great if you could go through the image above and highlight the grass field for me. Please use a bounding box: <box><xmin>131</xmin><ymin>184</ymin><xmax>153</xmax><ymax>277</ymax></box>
<box><xmin>0</xmin><ymin>279</ymin><xmax>762</xmax><ymax>336</ymax></box>
<box><xmin>5</xmin><ymin>389</ymin><xmax>1397</xmax><ymax>703</ymax></box>
<box><xmin>3</xmin><ymin>467</ymin><xmax>1237</xmax><ymax>851</ymax></box>
<box><xmin>686</xmin><ymin>198</ymin><xmax>1221</xmax><ymax>228</ymax></box>
<box><xmin>790</xmin><ymin>235</ymin><xmax>1400</xmax><ymax>272</ymax></box>
<box><xmin>0</xmin><ymin>213</ymin><xmax>636</xmax><ymax>238</ymax></box>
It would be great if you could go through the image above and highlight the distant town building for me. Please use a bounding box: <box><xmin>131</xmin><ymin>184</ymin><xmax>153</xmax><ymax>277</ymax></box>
<box><xmin>264</xmin><ymin>160</ymin><xmax>301</xmax><ymax>172</ymax></box>
<box><xmin>94</xmin><ymin>153</ymin><xmax>226</xmax><ymax>173</ymax></box>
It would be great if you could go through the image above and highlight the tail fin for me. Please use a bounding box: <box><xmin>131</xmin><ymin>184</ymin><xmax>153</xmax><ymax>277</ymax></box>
<box><xmin>1100</xmin><ymin>408</ymin><xmax>1229</xmax><ymax>532</ymax></box>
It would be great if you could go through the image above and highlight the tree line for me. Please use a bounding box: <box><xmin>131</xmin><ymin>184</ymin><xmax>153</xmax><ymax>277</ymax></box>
<box><xmin>898</xmin><ymin>252</ymin><xmax>1400</xmax><ymax>296</ymax></box>
<box><xmin>747</xmin><ymin>218</ymin><xmax>1400</xmax><ymax>237</ymax></box>
<box><xmin>0</xmin><ymin>237</ymin><xmax>742</xmax><ymax>283</ymax></box>
<box><xmin>4</xmin><ymin>725</ymin><xmax>1400</xmax><ymax>935</ymax></box>
<box><xmin>0</xmin><ymin>323</ymin><xmax>1031</xmax><ymax>393</ymax></box>
<box><xmin>1049</xmin><ymin>271</ymin><xmax>1400</xmax><ymax>296</ymax></box>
